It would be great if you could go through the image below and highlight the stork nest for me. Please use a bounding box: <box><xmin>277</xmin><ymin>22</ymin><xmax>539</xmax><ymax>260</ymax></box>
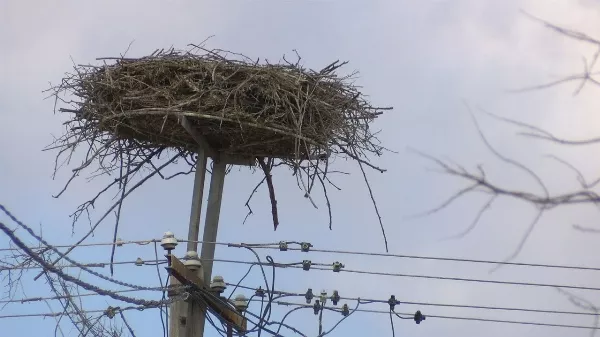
<box><xmin>48</xmin><ymin>45</ymin><xmax>390</xmax><ymax>248</ymax></box>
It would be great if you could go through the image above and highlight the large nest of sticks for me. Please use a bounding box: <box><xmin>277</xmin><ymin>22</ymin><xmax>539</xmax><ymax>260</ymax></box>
<box><xmin>49</xmin><ymin>45</ymin><xmax>391</xmax><ymax>247</ymax></box>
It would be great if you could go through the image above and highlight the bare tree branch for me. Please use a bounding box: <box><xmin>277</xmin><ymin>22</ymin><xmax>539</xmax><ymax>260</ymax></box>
<box><xmin>556</xmin><ymin>288</ymin><xmax>599</xmax><ymax>337</ymax></box>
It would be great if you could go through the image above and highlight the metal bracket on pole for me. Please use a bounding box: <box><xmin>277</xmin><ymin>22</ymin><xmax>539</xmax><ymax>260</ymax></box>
<box><xmin>168</xmin><ymin>256</ymin><xmax>247</xmax><ymax>333</ymax></box>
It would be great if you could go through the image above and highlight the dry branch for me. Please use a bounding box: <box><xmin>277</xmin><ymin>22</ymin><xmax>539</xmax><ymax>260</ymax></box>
<box><xmin>414</xmin><ymin>14</ymin><xmax>600</xmax><ymax>264</ymax></box>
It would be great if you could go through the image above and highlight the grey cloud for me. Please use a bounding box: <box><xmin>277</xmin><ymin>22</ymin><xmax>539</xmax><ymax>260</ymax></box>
<box><xmin>1</xmin><ymin>1</ymin><xmax>600</xmax><ymax>336</ymax></box>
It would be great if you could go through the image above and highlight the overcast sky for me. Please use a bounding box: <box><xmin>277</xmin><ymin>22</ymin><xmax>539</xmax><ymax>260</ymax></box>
<box><xmin>2</xmin><ymin>0</ymin><xmax>600</xmax><ymax>336</ymax></box>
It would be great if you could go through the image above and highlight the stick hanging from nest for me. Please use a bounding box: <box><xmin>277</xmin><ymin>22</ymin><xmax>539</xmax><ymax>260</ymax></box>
<box><xmin>257</xmin><ymin>157</ymin><xmax>279</xmax><ymax>230</ymax></box>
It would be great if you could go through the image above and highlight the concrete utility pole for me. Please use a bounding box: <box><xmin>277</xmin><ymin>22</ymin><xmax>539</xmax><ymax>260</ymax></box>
<box><xmin>169</xmin><ymin>116</ymin><xmax>252</xmax><ymax>337</ymax></box>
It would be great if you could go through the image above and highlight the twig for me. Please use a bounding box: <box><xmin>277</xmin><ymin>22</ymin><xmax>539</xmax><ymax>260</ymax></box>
<box><xmin>353</xmin><ymin>147</ymin><xmax>388</xmax><ymax>252</ymax></box>
<box><xmin>109</xmin><ymin>151</ymin><xmax>131</xmax><ymax>276</ymax></box>
<box><xmin>258</xmin><ymin>157</ymin><xmax>279</xmax><ymax>230</ymax></box>
<box><xmin>119</xmin><ymin>311</ymin><xmax>137</xmax><ymax>337</ymax></box>
<box><xmin>33</xmin><ymin>153</ymin><xmax>182</xmax><ymax>281</ymax></box>
<box><xmin>243</xmin><ymin>176</ymin><xmax>267</xmax><ymax>224</ymax></box>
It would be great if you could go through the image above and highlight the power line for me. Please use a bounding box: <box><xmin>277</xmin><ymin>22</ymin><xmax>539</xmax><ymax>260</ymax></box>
<box><xmin>231</xmin><ymin>284</ymin><xmax>599</xmax><ymax>317</ymax></box>
<box><xmin>3</xmin><ymin>218</ymin><xmax>598</xmax><ymax>333</ymax></box>
<box><xmin>314</xmin><ymin>265</ymin><xmax>600</xmax><ymax>292</ymax></box>
<box><xmin>4</xmin><ymin>237</ymin><xmax>599</xmax><ymax>272</ymax></box>
<box><xmin>202</xmin><ymin>240</ymin><xmax>600</xmax><ymax>272</ymax></box>
<box><xmin>0</xmin><ymin>257</ymin><xmax>277</xmax><ymax>272</ymax></box>
<box><xmin>212</xmin><ymin>258</ymin><xmax>332</xmax><ymax>268</ymax></box>
<box><xmin>0</xmin><ymin>259</ymin><xmax>166</xmax><ymax>272</ymax></box>
<box><xmin>421</xmin><ymin>312</ymin><xmax>599</xmax><ymax>330</ymax></box>
<box><xmin>244</xmin><ymin>245</ymin><xmax>600</xmax><ymax>272</ymax></box>
<box><xmin>12</xmin><ymin>253</ymin><xmax>591</xmax><ymax>300</ymax></box>
<box><xmin>0</xmin><ymin>239</ymin><xmax>158</xmax><ymax>252</ymax></box>
<box><xmin>0</xmin><ymin>207</ymin><xmax>314</xmax><ymax>336</ymax></box>
<box><xmin>274</xmin><ymin>301</ymin><xmax>600</xmax><ymax>330</ymax></box>
<box><xmin>0</xmin><ymin>219</ymin><xmax>176</xmax><ymax>307</ymax></box>
<box><xmin>10</xmin><ymin>290</ymin><xmax>596</xmax><ymax>331</ymax></box>
<box><xmin>0</xmin><ymin>238</ymin><xmax>234</xmax><ymax>252</ymax></box>
<box><xmin>379</xmin><ymin>299</ymin><xmax>599</xmax><ymax>317</ymax></box>
<box><xmin>0</xmin><ymin>287</ymin><xmax>177</xmax><ymax>305</ymax></box>
<box><xmin>213</xmin><ymin>259</ymin><xmax>600</xmax><ymax>292</ymax></box>
<box><xmin>327</xmin><ymin>266</ymin><xmax>600</xmax><ymax>292</ymax></box>
<box><xmin>0</xmin><ymin>310</ymin><xmax>109</xmax><ymax>319</ymax></box>
<box><xmin>0</xmin><ymin>305</ymin><xmax>156</xmax><ymax>319</ymax></box>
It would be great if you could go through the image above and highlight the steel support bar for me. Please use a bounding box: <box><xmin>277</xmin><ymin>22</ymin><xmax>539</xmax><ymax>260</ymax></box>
<box><xmin>200</xmin><ymin>160</ymin><xmax>226</xmax><ymax>282</ymax></box>
<box><xmin>197</xmin><ymin>160</ymin><xmax>227</xmax><ymax>336</ymax></box>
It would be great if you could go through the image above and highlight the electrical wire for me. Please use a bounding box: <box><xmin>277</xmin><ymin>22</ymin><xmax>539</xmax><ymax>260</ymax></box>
<box><xmin>0</xmin><ymin>304</ymin><xmax>158</xmax><ymax>319</ymax></box>
<box><xmin>244</xmin><ymin>309</ymin><xmax>307</xmax><ymax>337</ymax></box>
<box><xmin>0</xmin><ymin>235</ymin><xmax>276</xmax><ymax>335</ymax></box>
<box><xmin>0</xmin><ymin>206</ymin><xmax>169</xmax><ymax>292</ymax></box>
<box><xmin>6</xmin><ymin>250</ymin><xmax>593</xmax><ymax>332</ymax></box>
<box><xmin>0</xmin><ymin>208</ymin><xmax>285</xmax><ymax>336</ymax></box>
<box><xmin>168</xmin><ymin>244</ymin><xmax>283</xmax><ymax>336</ymax></box>
<box><xmin>0</xmin><ymin>259</ymin><xmax>167</xmax><ymax>272</ymax></box>
<box><xmin>153</xmin><ymin>242</ymin><xmax>168</xmax><ymax>337</ymax></box>
<box><xmin>213</xmin><ymin>258</ymin><xmax>600</xmax><ymax>292</ymax></box>
<box><xmin>192</xmin><ymin>288</ymin><xmax>290</xmax><ymax>337</ymax></box>
<box><xmin>0</xmin><ymin>257</ymin><xmax>275</xmax><ymax>272</ymax></box>
<box><xmin>37</xmin><ymin>252</ymin><xmax>593</xmax><ymax>313</ymax></box>
<box><xmin>0</xmin><ymin>239</ymin><xmax>158</xmax><ymax>252</ymax></box>
<box><xmin>389</xmin><ymin>310</ymin><xmax>395</xmax><ymax>337</ymax></box>
<box><xmin>0</xmin><ymin>287</ymin><xmax>178</xmax><ymax>305</ymax></box>
<box><xmin>4</xmin><ymin>237</ymin><xmax>598</xmax><ymax>272</ymax></box>
<box><xmin>256</xmin><ymin>246</ymin><xmax>600</xmax><ymax>272</ymax></box>
<box><xmin>0</xmin><ymin>258</ymin><xmax>328</xmax><ymax>272</ymax></box>
<box><xmin>210</xmin><ymin>240</ymin><xmax>600</xmax><ymax>273</ymax></box>
<box><xmin>0</xmin><ymin>238</ymin><xmax>235</xmax><ymax>253</ymax></box>
<box><xmin>235</xmin><ymin>284</ymin><xmax>599</xmax><ymax>317</ymax></box>
<box><xmin>325</xmin><ymin>266</ymin><xmax>600</xmax><ymax>292</ymax></box>
<box><xmin>274</xmin><ymin>301</ymin><xmax>600</xmax><ymax>330</ymax></box>
<box><xmin>4</xmin><ymin>209</ymin><xmax>597</xmax><ymax>336</ymax></box>
<box><xmin>317</xmin><ymin>300</ymin><xmax>361</xmax><ymax>337</ymax></box>
<box><xmin>0</xmin><ymin>219</ymin><xmax>177</xmax><ymax>307</ymax></box>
